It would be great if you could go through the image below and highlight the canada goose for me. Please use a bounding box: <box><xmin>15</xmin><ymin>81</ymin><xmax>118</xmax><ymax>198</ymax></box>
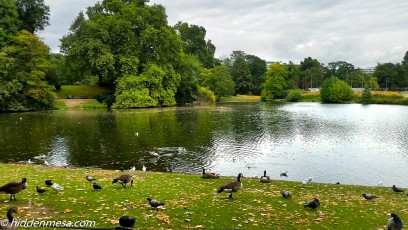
<box><xmin>147</xmin><ymin>198</ymin><xmax>165</xmax><ymax>210</ymax></box>
<box><xmin>86</xmin><ymin>176</ymin><xmax>96</xmax><ymax>182</ymax></box>
<box><xmin>93</xmin><ymin>183</ymin><xmax>102</xmax><ymax>191</ymax></box>
<box><xmin>0</xmin><ymin>207</ymin><xmax>18</xmax><ymax>230</ymax></box>
<box><xmin>36</xmin><ymin>186</ymin><xmax>47</xmax><ymax>194</ymax></box>
<box><xmin>217</xmin><ymin>173</ymin><xmax>243</xmax><ymax>199</ymax></box>
<box><xmin>259</xmin><ymin>170</ymin><xmax>270</xmax><ymax>183</ymax></box>
<box><xmin>387</xmin><ymin>213</ymin><xmax>404</xmax><ymax>230</ymax></box>
<box><xmin>201</xmin><ymin>168</ymin><xmax>219</xmax><ymax>179</ymax></box>
<box><xmin>0</xmin><ymin>178</ymin><xmax>27</xmax><ymax>201</ymax></box>
<box><xmin>119</xmin><ymin>215</ymin><xmax>135</xmax><ymax>229</ymax></box>
<box><xmin>304</xmin><ymin>198</ymin><xmax>320</xmax><ymax>210</ymax></box>
<box><xmin>112</xmin><ymin>174</ymin><xmax>133</xmax><ymax>188</ymax></box>
<box><xmin>45</xmin><ymin>179</ymin><xmax>53</xmax><ymax>186</ymax></box>
<box><xmin>281</xmin><ymin>190</ymin><xmax>291</xmax><ymax>198</ymax></box>
<box><xmin>51</xmin><ymin>183</ymin><xmax>64</xmax><ymax>192</ymax></box>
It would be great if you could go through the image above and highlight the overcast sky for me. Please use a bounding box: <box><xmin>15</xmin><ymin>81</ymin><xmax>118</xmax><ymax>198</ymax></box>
<box><xmin>39</xmin><ymin>0</ymin><xmax>408</xmax><ymax>68</ymax></box>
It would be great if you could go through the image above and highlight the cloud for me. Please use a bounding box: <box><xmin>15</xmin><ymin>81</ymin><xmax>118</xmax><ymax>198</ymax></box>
<box><xmin>40</xmin><ymin>0</ymin><xmax>408</xmax><ymax>68</ymax></box>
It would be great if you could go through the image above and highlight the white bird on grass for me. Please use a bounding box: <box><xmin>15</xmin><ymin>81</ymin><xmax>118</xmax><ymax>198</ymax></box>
<box><xmin>51</xmin><ymin>183</ymin><xmax>64</xmax><ymax>191</ymax></box>
<box><xmin>129</xmin><ymin>166</ymin><xmax>136</xmax><ymax>173</ymax></box>
<box><xmin>142</xmin><ymin>164</ymin><xmax>146</xmax><ymax>172</ymax></box>
<box><xmin>378</xmin><ymin>179</ymin><xmax>383</xmax><ymax>187</ymax></box>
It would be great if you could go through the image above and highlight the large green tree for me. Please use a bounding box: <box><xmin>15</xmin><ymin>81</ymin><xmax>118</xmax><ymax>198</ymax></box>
<box><xmin>199</xmin><ymin>66</ymin><xmax>234</xmax><ymax>101</ymax></box>
<box><xmin>229</xmin><ymin>51</ymin><xmax>252</xmax><ymax>94</ymax></box>
<box><xmin>0</xmin><ymin>0</ymin><xmax>21</xmax><ymax>48</ymax></box>
<box><xmin>174</xmin><ymin>22</ymin><xmax>216</xmax><ymax>68</ymax></box>
<box><xmin>61</xmin><ymin>0</ymin><xmax>184</xmax><ymax>107</ymax></box>
<box><xmin>245</xmin><ymin>54</ymin><xmax>267</xmax><ymax>95</ymax></box>
<box><xmin>0</xmin><ymin>30</ymin><xmax>55</xmax><ymax>111</ymax></box>
<box><xmin>373</xmin><ymin>63</ymin><xmax>404</xmax><ymax>89</ymax></box>
<box><xmin>174</xmin><ymin>54</ymin><xmax>201</xmax><ymax>104</ymax></box>
<box><xmin>299</xmin><ymin>57</ymin><xmax>322</xmax><ymax>89</ymax></box>
<box><xmin>327</xmin><ymin>61</ymin><xmax>355</xmax><ymax>86</ymax></box>
<box><xmin>15</xmin><ymin>0</ymin><xmax>50</xmax><ymax>33</ymax></box>
<box><xmin>261</xmin><ymin>62</ymin><xmax>288</xmax><ymax>100</ymax></box>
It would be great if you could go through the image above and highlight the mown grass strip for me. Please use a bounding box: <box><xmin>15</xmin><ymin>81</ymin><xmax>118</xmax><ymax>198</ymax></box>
<box><xmin>0</xmin><ymin>163</ymin><xmax>405</xmax><ymax>229</ymax></box>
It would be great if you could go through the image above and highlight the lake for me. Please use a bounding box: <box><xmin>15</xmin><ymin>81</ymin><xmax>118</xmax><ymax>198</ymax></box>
<box><xmin>0</xmin><ymin>102</ymin><xmax>407</xmax><ymax>187</ymax></box>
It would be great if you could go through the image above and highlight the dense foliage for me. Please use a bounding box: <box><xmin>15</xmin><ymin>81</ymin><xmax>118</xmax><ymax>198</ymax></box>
<box><xmin>320</xmin><ymin>76</ymin><xmax>354</xmax><ymax>103</ymax></box>
<box><xmin>15</xmin><ymin>0</ymin><xmax>50</xmax><ymax>33</ymax></box>
<box><xmin>286</xmin><ymin>89</ymin><xmax>302</xmax><ymax>102</ymax></box>
<box><xmin>361</xmin><ymin>84</ymin><xmax>373</xmax><ymax>104</ymax></box>
<box><xmin>0</xmin><ymin>30</ymin><xmax>55</xmax><ymax>111</ymax></box>
<box><xmin>261</xmin><ymin>63</ymin><xmax>288</xmax><ymax>100</ymax></box>
<box><xmin>174</xmin><ymin>22</ymin><xmax>216</xmax><ymax>69</ymax></box>
<box><xmin>199</xmin><ymin>66</ymin><xmax>235</xmax><ymax>101</ymax></box>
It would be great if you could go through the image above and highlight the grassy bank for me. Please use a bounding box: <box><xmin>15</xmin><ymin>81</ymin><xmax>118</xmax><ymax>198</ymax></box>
<box><xmin>0</xmin><ymin>164</ymin><xmax>405</xmax><ymax>229</ymax></box>
<box><xmin>300</xmin><ymin>91</ymin><xmax>408</xmax><ymax>105</ymax></box>
<box><xmin>55</xmin><ymin>86</ymin><xmax>109</xmax><ymax>99</ymax></box>
<box><xmin>220</xmin><ymin>94</ymin><xmax>261</xmax><ymax>102</ymax></box>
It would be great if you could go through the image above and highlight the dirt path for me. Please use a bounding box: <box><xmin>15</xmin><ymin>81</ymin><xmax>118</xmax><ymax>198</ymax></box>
<box><xmin>57</xmin><ymin>99</ymin><xmax>98</xmax><ymax>108</ymax></box>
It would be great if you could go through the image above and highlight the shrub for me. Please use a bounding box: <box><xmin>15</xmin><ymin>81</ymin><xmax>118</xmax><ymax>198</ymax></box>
<box><xmin>197</xmin><ymin>87</ymin><xmax>216</xmax><ymax>103</ymax></box>
<box><xmin>286</xmin><ymin>89</ymin><xmax>302</xmax><ymax>102</ymax></box>
<box><xmin>361</xmin><ymin>84</ymin><xmax>373</xmax><ymax>104</ymax></box>
<box><xmin>320</xmin><ymin>77</ymin><xmax>354</xmax><ymax>103</ymax></box>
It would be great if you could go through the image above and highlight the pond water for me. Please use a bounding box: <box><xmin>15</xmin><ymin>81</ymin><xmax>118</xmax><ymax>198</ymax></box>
<box><xmin>0</xmin><ymin>102</ymin><xmax>407</xmax><ymax>187</ymax></box>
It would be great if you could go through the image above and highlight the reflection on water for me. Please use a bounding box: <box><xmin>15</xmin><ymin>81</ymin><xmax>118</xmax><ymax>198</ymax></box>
<box><xmin>0</xmin><ymin>103</ymin><xmax>407</xmax><ymax>186</ymax></box>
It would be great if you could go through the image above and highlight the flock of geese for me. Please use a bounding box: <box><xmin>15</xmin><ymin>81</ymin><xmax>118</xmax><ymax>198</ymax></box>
<box><xmin>203</xmin><ymin>168</ymin><xmax>404</xmax><ymax>230</ymax></box>
<box><xmin>0</xmin><ymin>166</ymin><xmax>162</xmax><ymax>229</ymax></box>
<box><xmin>0</xmin><ymin>166</ymin><xmax>404</xmax><ymax>229</ymax></box>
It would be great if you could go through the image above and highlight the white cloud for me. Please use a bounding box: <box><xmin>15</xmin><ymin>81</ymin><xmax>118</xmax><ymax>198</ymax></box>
<box><xmin>39</xmin><ymin>0</ymin><xmax>408</xmax><ymax>68</ymax></box>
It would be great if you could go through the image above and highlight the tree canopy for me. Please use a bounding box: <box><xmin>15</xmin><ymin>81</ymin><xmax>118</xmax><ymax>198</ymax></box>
<box><xmin>174</xmin><ymin>22</ymin><xmax>216</xmax><ymax>69</ymax></box>
<box><xmin>261</xmin><ymin>62</ymin><xmax>288</xmax><ymax>100</ymax></box>
<box><xmin>0</xmin><ymin>30</ymin><xmax>55</xmax><ymax>111</ymax></box>
<box><xmin>15</xmin><ymin>0</ymin><xmax>50</xmax><ymax>33</ymax></box>
<box><xmin>61</xmin><ymin>0</ymin><xmax>185</xmax><ymax>107</ymax></box>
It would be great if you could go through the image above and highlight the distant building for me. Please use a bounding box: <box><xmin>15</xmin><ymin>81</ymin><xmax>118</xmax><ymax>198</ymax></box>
<box><xmin>358</xmin><ymin>67</ymin><xmax>375</xmax><ymax>74</ymax></box>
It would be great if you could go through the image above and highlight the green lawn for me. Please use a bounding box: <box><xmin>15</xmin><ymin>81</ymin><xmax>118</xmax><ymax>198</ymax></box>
<box><xmin>55</xmin><ymin>86</ymin><xmax>109</xmax><ymax>99</ymax></box>
<box><xmin>0</xmin><ymin>164</ymin><xmax>404</xmax><ymax>229</ymax></box>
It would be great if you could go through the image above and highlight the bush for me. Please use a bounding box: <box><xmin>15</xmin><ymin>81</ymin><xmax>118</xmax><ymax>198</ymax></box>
<box><xmin>286</xmin><ymin>89</ymin><xmax>302</xmax><ymax>102</ymax></box>
<box><xmin>197</xmin><ymin>87</ymin><xmax>216</xmax><ymax>103</ymax></box>
<box><xmin>320</xmin><ymin>77</ymin><xmax>354</xmax><ymax>103</ymax></box>
<box><xmin>361</xmin><ymin>84</ymin><xmax>373</xmax><ymax>104</ymax></box>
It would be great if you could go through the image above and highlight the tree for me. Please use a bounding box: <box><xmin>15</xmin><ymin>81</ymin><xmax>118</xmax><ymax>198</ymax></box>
<box><xmin>114</xmin><ymin>64</ymin><xmax>180</xmax><ymax>108</ymax></box>
<box><xmin>285</xmin><ymin>61</ymin><xmax>302</xmax><ymax>89</ymax></box>
<box><xmin>299</xmin><ymin>57</ymin><xmax>322</xmax><ymax>89</ymax></box>
<box><xmin>361</xmin><ymin>84</ymin><xmax>373</xmax><ymax>104</ymax></box>
<box><xmin>261</xmin><ymin>63</ymin><xmax>288</xmax><ymax>100</ymax></box>
<box><xmin>0</xmin><ymin>0</ymin><xmax>21</xmax><ymax>48</ymax></box>
<box><xmin>320</xmin><ymin>76</ymin><xmax>354</xmax><ymax>103</ymax></box>
<box><xmin>61</xmin><ymin>0</ymin><xmax>184</xmax><ymax>107</ymax></box>
<box><xmin>229</xmin><ymin>51</ymin><xmax>252</xmax><ymax>94</ymax></box>
<box><xmin>199</xmin><ymin>66</ymin><xmax>234</xmax><ymax>101</ymax></box>
<box><xmin>245</xmin><ymin>54</ymin><xmax>267</xmax><ymax>95</ymax></box>
<box><xmin>327</xmin><ymin>61</ymin><xmax>355</xmax><ymax>86</ymax></box>
<box><xmin>175</xmin><ymin>54</ymin><xmax>201</xmax><ymax>104</ymax></box>
<box><xmin>373</xmin><ymin>63</ymin><xmax>399</xmax><ymax>89</ymax></box>
<box><xmin>15</xmin><ymin>0</ymin><xmax>50</xmax><ymax>33</ymax></box>
<box><xmin>174</xmin><ymin>22</ymin><xmax>216</xmax><ymax>68</ymax></box>
<box><xmin>0</xmin><ymin>30</ymin><xmax>55</xmax><ymax>111</ymax></box>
